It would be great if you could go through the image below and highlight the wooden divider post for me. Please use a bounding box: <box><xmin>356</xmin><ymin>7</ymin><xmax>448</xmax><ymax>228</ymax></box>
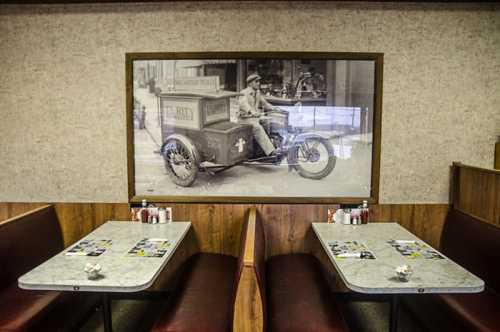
<box><xmin>233</xmin><ymin>208</ymin><xmax>264</xmax><ymax>332</ymax></box>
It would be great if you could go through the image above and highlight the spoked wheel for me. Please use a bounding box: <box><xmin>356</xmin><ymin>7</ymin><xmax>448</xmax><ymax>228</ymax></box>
<box><xmin>290</xmin><ymin>136</ymin><xmax>336</xmax><ymax>179</ymax></box>
<box><xmin>162</xmin><ymin>137</ymin><xmax>199</xmax><ymax>187</ymax></box>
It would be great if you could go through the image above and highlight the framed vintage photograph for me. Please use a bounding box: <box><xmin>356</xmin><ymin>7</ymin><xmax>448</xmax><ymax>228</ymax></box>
<box><xmin>126</xmin><ymin>52</ymin><xmax>382</xmax><ymax>203</ymax></box>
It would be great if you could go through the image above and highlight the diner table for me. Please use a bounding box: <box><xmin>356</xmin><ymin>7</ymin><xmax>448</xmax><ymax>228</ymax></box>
<box><xmin>18</xmin><ymin>220</ymin><xmax>191</xmax><ymax>332</ymax></box>
<box><xmin>312</xmin><ymin>222</ymin><xmax>484</xmax><ymax>332</ymax></box>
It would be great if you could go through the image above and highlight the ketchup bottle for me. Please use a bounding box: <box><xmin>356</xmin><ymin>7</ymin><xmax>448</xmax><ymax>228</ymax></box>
<box><xmin>361</xmin><ymin>200</ymin><xmax>369</xmax><ymax>224</ymax></box>
<box><xmin>140</xmin><ymin>199</ymin><xmax>149</xmax><ymax>223</ymax></box>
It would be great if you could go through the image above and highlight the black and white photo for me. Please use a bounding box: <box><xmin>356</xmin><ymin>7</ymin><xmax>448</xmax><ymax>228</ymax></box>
<box><xmin>127</xmin><ymin>53</ymin><xmax>382</xmax><ymax>202</ymax></box>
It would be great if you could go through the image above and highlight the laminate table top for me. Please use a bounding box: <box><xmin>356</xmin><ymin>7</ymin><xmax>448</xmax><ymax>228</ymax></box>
<box><xmin>312</xmin><ymin>222</ymin><xmax>484</xmax><ymax>294</ymax></box>
<box><xmin>19</xmin><ymin>221</ymin><xmax>191</xmax><ymax>293</ymax></box>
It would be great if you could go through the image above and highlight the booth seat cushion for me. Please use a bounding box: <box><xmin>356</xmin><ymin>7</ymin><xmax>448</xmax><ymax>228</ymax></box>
<box><xmin>0</xmin><ymin>284</ymin><xmax>99</xmax><ymax>332</ymax></box>
<box><xmin>437</xmin><ymin>291</ymin><xmax>500</xmax><ymax>332</ymax></box>
<box><xmin>0</xmin><ymin>286</ymin><xmax>61</xmax><ymax>332</ymax></box>
<box><xmin>0</xmin><ymin>206</ymin><xmax>99</xmax><ymax>332</ymax></box>
<box><xmin>266</xmin><ymin>254</ymin><xmax>348</xmax><ymax>332</ymax></box>
<box><xmin>28</xmin><ymin>291</ymin><xmax>99</xmax><ymax>332</ymax></box>
<box><xmin>152</xmin><ymin>253</ymin><xmax>238</xmax><ymax>332</ymax></box>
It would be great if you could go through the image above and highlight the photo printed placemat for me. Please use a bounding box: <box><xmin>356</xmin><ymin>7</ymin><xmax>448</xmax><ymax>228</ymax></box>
<box><xmin>127</xmin><ymin>238</ymin><xmax>171</xmax><ymax>258</ymax></box>
<box><xmin>328</xmin><ymin>240</ymin><xmax>375</xmax><ymax>259</ymax></box>
<box><xmin>387</xmin><ymin>240</ymin><xmax>444</xmax><ymax>259</ymax></box>
<box><xmin>66</xmin><ymin>239</ymin><xmax>113</xmax><ymax>256</ymax></box>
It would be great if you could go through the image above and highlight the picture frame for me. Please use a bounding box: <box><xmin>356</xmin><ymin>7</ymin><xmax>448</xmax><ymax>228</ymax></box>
<box><xmin>126</xmin><ymin>52</ymin><xmax>383</xmax><ymax>204</ymax></box>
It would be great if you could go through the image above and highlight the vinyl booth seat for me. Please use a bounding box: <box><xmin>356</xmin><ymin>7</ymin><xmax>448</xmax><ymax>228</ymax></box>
<box><xmin>151</xmin><ymin>213</ymin><xmax>252</xmax><ymax>332</ymax></box>
<box><xmin>0</xmin><ymin>287</ymin><xmax>61</xmax><ymax>331</ymax></box>
<box><xmin>240</xmin><ymin>208</ymin><xmax>349</xmax><ymax>332</ymax></box>
<box><xmin>151</xmin><ymin>208</ymin><xmax>348</xmax><ymax>332</ymax></box>
<box><xmin>0</xmin><ymin>205</ymin><xmax>98</xmax><ymax>332</ymax></box>
<box><xmin>150</xmin><ymin>253</ymin><xmax>238</xmax><ymax>332</ymax></box>
<box><xmin>405</xmin><ymin>209</ymin><xmax>500</xmax><ymax>332</ymax></box>
<box><xmin>434</xmin><ymin>209</ymin><xmax>500</xmax><ymax>332</ymax></box>
<box><xmin>266</xmin><ymin>254</ymin><xmax>349</xmax><ymax>332</ymax></box>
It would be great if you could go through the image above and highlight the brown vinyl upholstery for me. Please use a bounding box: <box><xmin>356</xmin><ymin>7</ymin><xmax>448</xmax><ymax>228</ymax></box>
<box><xmin>151</xmin><ymin>253</ymin><xmax>238</xmax><ymax>332</ymax></box>
<box><xmin>252</xmin><ymin>211</ymin><xmax>348</xmax><ymax>332</ymax></box>
<box><xmin>0</xmin><ymin>287</ymin><xmax>61</xmax><ymax>332</ymax></box>
<box><xmin>0</xmin><ymin>205</ymin><xmax>98</xmax><ymax>332</ymax></box>
<box><xmin>440</xmin><ymin>209</ymin><xmax>500</xmax><ymax>292</ymax></box>
<box><xmin>152</xmin><ymin>209</ymin><xmax>348</xmax><ymax>332</ymax></box>
<box><xmin>0</xmin><ymin>206</ymin><xmax>64</xmax><ymax>289</ymax></box>
<box><xmin>437</xmin><ymin>292</ymin><xmax>500</xmax><ymax>332</ymax></box>
<box><xmin>266</xmin><ymin>254</ymin><xmax>349</xmax><ymax>332</ymax></box>
<box><xmin>436</xmin><ymin>209</ymin><xmax>500</xmax><ymax>332</ymax></box>
<box><xmin>151</xmin><ymin>214</ymin><xmax>254</xmax><ymax>332</ymax></box>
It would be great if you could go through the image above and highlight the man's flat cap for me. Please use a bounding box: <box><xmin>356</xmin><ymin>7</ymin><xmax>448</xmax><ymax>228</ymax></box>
<box><xmin>246</xmin><ymin>74</ymin><xmax>262</xmax><ymax>83</ymax></box>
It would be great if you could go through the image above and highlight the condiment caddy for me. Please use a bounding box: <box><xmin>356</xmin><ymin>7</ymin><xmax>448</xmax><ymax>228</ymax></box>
<box><xmin>331</xmin><ymin>200</ymin><xmax>370</xmax><ymax>225</ymax></box>
<box><xmin>130</xmin><ymin>200</ymin><xmax>172</xmax><ymax>224</ymax></box>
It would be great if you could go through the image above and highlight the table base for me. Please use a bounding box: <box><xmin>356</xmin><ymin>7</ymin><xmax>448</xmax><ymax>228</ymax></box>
<box><xmin>96</xmin><ymin>291</ymin><xmax>170</xmax><ymax>332</ymax></box>
<box><xmin>337</xmin><ymin>293</ymin><xmax>401</xmax><ymax>332</ymax></box>
<box><xmin>390</xmin><ymin>294</ymin><xmax>399</xmax><ymax>332</ymax></box>
<box><xmin>102</xmin><ymin>294</ymin><xmax>112</xmax><ymax>332</ymax></box>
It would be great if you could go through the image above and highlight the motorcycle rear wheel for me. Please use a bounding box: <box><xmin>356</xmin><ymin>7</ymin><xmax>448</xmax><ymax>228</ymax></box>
<box><xmin>290</xmin><ymin>136</ymin><xmax>336</xmax><ymax>180</ymax></box>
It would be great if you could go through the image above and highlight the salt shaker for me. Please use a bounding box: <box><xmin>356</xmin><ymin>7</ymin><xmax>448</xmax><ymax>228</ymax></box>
<box><xmin>343</xmin><ymin>211</ymin><xmax>351</xmax><ymax>225</ymax></box>
<box><xmin>158</xmin><ymin>208</ymin><xmax>167</xmax><ymax>224</ymax></box>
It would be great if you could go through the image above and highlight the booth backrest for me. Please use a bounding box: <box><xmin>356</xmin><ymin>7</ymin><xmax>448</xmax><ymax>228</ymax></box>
<box><xmin>440</xmin><ymin>208</ymin><xmax>500</xmax><ymax>293</ymax></box>
<box><xmin>0</xmin><ymin>205</ymin><xmax>63</xmax><ymax>290</ymax></box>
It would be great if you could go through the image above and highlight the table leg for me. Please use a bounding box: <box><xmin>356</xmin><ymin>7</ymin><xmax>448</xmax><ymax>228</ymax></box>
<box><xmin>390</xmin><ymin>294</ymin><xmax>399</xmax><ymax>332</ymax></box>
<box><xmin>102</xmin><ymin>293</ymin><xmax>112</xmax><ymax>332</ymax></box>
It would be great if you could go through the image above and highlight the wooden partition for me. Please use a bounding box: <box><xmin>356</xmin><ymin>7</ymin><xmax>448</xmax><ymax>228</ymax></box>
<box><xmin>0</xmin><ymin>202</ymin><xmax>47</xmax><ymax>222</ymax></box>
<box><xmin>451</xmin><ymin>162</ymin><xmax>500</xmax><ymax>226</ymax></box>
<box><xmin>233</xmin><ymin>208</ymin><xmax>264</xmax><ymax>332</ymax></box>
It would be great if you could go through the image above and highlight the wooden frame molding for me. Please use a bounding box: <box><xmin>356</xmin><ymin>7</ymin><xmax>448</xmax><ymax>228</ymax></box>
<box><xmin>495</xmin><ymin>139</ymin><xmax>500</xmax><ymax>170</ymax></box>
<box><xmin>127</xmin><ymin>51</ymin><xmax>383</xmax><ymax>204</ymax></box>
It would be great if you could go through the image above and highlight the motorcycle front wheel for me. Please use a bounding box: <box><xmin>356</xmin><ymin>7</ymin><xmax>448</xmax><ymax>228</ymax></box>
<box><xmin>289</xmin><ymin>136</ymin><xmax>336</xmax><ymax>180</ymax></box>
<box><xmin>162</xmin><ymin>137</ymin><xmax>199</xmax><ymax>187</ymax></box>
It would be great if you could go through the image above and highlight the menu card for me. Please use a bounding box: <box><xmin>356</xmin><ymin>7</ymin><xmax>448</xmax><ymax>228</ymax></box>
<box><xmin>66</xmin><ymin>239</ymin><xmax>112</xmax><ymax>256</ymax></box>
<box><xmin>127</xmin><ymin>238</ymin><xmax>171</xmax><ymax>258</ymax></box>
<box><xmin>328</xmin><ymin>241</ymin><xmax>375</xmax><ymax>259</ymax></box>
<box><xmin>388</xmin><ymin>240</ymin><xmax>444</xmax><ymax>259</ymax></box>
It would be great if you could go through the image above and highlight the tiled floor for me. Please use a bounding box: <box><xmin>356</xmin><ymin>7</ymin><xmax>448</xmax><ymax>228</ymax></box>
<box><xmin>80</xmin><ymin>299</ymin><xmax>162</xmax><ymax>332</ymax></box>
<box><xmin>341</xmin><ymin>301</ymin><xmax>425</xmax><ymax>332</ymax></box>
<box><xmin>79</xmin><ymin>298</ymin><xmax>427</xmax><ymax>332</ymax></box>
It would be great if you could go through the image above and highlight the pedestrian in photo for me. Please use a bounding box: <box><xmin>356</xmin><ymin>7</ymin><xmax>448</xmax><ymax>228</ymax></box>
<box><xmin>140</xmin><ymin>105</ymin><xmax>146</xmax><ymax>129</ymax></box>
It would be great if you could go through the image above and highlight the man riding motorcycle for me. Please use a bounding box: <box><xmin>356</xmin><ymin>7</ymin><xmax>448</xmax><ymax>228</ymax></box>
<box><xmin>238</xmin><ymin>74</ymin><xmax>286</xmax><ymax>157</ymax></box>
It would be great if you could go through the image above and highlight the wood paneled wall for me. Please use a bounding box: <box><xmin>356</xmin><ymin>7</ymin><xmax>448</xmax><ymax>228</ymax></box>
<box><xmin>451</xmin><ymin>163</ymin><xmax>500</xmax><ymax>226</ymax></box>
<box><xmin>0</xmin><ymin>202</ymin><xmax>448</xmax><ymax>253</ymax></box>
<box><xmin>164</xmin><ymin>203</ymin><xmax>448</xmax><ymax>257</ymax></box>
